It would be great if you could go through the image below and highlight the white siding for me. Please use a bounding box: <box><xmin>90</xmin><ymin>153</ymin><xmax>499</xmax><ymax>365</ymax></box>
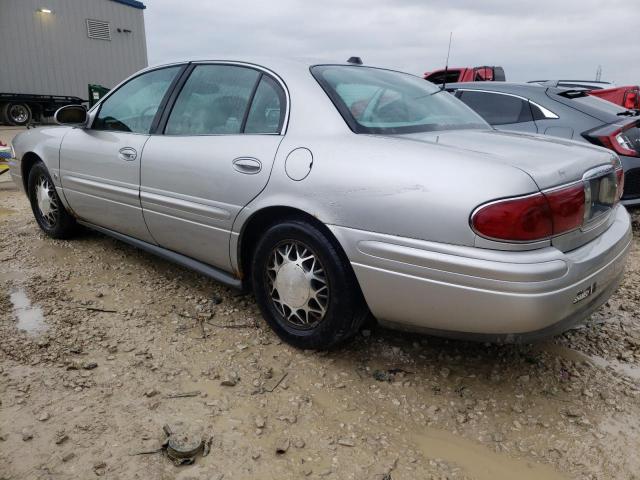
<box><xmin>0</xmin><ymin>0</ymin><xmax>148</xmax><ymax>99</ymax></box>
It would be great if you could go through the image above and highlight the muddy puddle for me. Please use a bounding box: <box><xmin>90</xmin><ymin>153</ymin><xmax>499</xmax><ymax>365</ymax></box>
<box><xmin>9</xmin><ymin>288</ymin><xmax>47</xmax><ymax>334</ymax></box>
<box><xmin>412</xmin><ymin>429</ymin><xmax>568</xmax><ymax>480</ymax></box>
<box><xmin>0</xmin><ymin>207</ymin><xmax>16</xmax><ymax>217</ymax></box>
<box><xmin>542</xmin><ymin>343</ymin><xmax>640</xmax><ymax>382</ymax></box>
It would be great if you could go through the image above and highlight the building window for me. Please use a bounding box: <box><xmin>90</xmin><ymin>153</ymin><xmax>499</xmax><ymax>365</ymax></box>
<box><xmin>86</xmin><ymin>19</ymin><xmax>111</xmax><ymax>41</ymax></box>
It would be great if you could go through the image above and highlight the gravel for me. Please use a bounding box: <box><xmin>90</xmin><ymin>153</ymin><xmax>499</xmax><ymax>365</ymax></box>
<box><xmin>1</xmin><ymin>183</ymin><xmax>639</xmax><ymax>479</ymax></box>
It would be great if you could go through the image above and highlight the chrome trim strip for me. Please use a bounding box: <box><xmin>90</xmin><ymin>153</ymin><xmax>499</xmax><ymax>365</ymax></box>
<box><xmin>63</xmin><ymin>175</ymin><xmax>140</xmax><ymax>202</ymax></box>
<box><xmin>140</xmin><ymin>190</ymin><xmax>232</xmax><ymax>220</ymax></box>
<box><xmin>530</xmin><ymin>101</ymin><xmax>559</xmax><ymax>119</ymax></box>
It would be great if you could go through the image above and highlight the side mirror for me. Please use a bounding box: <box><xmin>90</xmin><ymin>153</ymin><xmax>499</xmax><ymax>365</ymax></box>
<box><xmin>54</xmin><ymin>105</ymin><xmax>88</xmax><ymax>126</ymax></box>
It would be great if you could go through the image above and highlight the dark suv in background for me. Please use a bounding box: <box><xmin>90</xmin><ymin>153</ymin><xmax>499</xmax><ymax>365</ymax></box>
<box><xmin>446</xmin><ymin>82</ymin><xmax>640</xmax><ymax>205</ymax></box>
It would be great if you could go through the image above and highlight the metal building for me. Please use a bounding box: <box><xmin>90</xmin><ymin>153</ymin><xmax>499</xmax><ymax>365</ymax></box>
<box><xmin>0</xmin><ymin>0</ymin><xmax>148</xmax><ymax>100</ymax></box>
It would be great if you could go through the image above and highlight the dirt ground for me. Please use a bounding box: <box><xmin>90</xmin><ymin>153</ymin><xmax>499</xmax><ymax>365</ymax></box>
<box><xmin>1</xmin><ymin>162</ymin><xmax>640</xmax><ymax>479</ymax></box>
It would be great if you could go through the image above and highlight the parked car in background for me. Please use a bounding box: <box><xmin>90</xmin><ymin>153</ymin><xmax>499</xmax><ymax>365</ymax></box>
<box><xmin>529</xmin><ymin>80</ymin><xmax>640</xmax><ymax>110</ymax></box>
<box><xmin>447</xmin><ymin>82</ymin><xmax>640</xmax><ymax>205</ymax></box>
<box><xmin>424</xmin><ymin>66</ymin><xmax>505</xmax><ymax>85</ymax></box>
<box><xmin>8</xmin><ymin>58</ymin><xmax>631</xmax><ymax>349</ymax></box>
<box><xmin>529</xmin><ymin>80</ymin><xmax>616</xmax><ymax>90</ymax></box>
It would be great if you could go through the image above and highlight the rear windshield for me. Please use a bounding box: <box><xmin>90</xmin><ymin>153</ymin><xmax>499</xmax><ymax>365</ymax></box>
<box><xmin>311</xmin><ymin>65</ymin><xmax>488</xmax><ymax>134</ymax></box>
<box><xmin>566</xmin><ymin>93</ymin><xmax>628</xmax><ymax>114</ymax></box>
<box><xmin>554</xmin><ymin>90</ymin><xmax>634</xmax><ymax>122</ymax></box>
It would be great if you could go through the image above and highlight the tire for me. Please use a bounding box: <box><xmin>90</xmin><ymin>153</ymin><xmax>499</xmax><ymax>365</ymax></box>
<box><xmin>0</xmin><ymin>103</ymin><xmax>7</xmax><ymax>125</ymax></box>
<box><xmin>251</xmin><ymin>219</ymin><xmax>367</xmax><ymax>349</ymax></box>
<box><xmin>3</xmin><ymin>102</ymin><xmax>32</xmax><ymax>126</ymax></box>
<box><xmin>27</xmin><ymin>162</ymin><xmax>77</xmax><ymax>238</ymax></box>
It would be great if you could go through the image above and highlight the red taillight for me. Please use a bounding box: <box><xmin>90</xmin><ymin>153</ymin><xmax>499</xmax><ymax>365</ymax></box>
<box><xmin>616</xmin><ymin>167</ymin><xmax>625</xmax><ymax>200</ymax></box>
<box><xmin>472</xmin><ymin>183</ymin><xmax>587</xmax><ymax>242</ymax></box>
<box><xmin>545</xmin><ymin>184</ymin><xmax>585</xmax><ymax>234</ymax></box>
<box><xmin>472</xmin><ymin>193</ymin><xmax>552</xmax><ymax>241</ymax></box>
<box><xmin>623</xmin><ymin>89</ymin><xmax>639</xmax><ymax>110</ymax></box>
<box><xmin>595</xmin><ymin>126</ymin><xmax>640</xmax><ymax>157</ymax></box>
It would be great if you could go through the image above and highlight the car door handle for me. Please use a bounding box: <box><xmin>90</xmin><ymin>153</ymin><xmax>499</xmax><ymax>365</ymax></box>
<box><xmin>232</xmin><ymin>157</ymin><xmax>261</xmax><ymax>174</ymax></box>
<box><xmin>118</xmin><ymin>147</ymin><xmax>137</xmax><ymax>162</ymax></box>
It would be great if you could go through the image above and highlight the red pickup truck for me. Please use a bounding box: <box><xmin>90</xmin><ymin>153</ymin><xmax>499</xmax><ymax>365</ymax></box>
<box><xmin>424</xmin><ymin>66</ymin><xmax>506</xmax><ymax>84</ymax></box>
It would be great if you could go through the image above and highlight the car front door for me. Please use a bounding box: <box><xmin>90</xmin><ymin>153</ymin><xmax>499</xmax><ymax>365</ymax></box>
<box><xmin>457</xmin><ymin>90</ymin><xmax>539</xmax><ymax>133</ymax></box>
<box><xmin>59</xmin><ymin>65</ymin><xmax>184</xmax><ymax>242</ymax></box>
<box><xmin>140</xmin><ymin>63</ymin><xmax>287</xmax><ymax>270</ymax></box>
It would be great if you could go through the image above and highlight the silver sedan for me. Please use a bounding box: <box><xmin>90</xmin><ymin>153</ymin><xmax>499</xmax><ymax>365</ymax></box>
<box><xmin>8</xmin><ymin>58</ymin><xmax>632</xmax><ymax>349</ymax></box>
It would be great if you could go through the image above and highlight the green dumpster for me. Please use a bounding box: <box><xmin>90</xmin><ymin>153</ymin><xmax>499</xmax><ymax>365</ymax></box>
<box><xmin>88</xmin><ymin>84</ymin><xmax>110</xmax><ymax>107</ymax></box>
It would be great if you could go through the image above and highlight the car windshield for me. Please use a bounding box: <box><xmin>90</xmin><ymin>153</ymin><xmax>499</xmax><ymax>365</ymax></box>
<box><xmin>311</xmin><ymin>65</ymin><xmax>489</xmax><ymax>134</ymax></box>
<box><xmin>567</xmin><ymin>93</ymin><xmax>631</xmax><ymax>115</ymax></box>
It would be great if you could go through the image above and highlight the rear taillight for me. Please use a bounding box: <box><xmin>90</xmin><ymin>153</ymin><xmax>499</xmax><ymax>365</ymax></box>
<box><xmin>545</xmin><ymin>183</ymin><xmax>585</xmax><ymax>233</ymax></box>
<box><xmin>599</xmin><ymin>128</ymin><xmax>638</xmax><ymax>157</ymax></box>
<box><xmin>473</xmin><ymin>163</ymin><xmax>625</xmax><ymax>243</ymax></box>
<box><xmin>472</xmin><ymin>193</ymin><xmax>552</xmax><ymax>241</ymax></box>
<box><xmin>472</xmin><ymin>183</ymin><xmax>589</xmax><ymax>242</ymax></box>
<box><xmin>623</xmin><ymin>89</ymin><xmax>639</xmax><ymax>109</ymax></box>
<box><xmin>584</xmin><ymin>122</ymin><xmax>640</xmax><ymax>158</ymax></box>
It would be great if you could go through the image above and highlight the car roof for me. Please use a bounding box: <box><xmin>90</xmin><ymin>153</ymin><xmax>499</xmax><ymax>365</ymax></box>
<box><xmin>146</xmin><ymin>56</ymin><xmax>378</xmax><ymax>80</ymax></box>
<box><xmin>447</xmin><ymin>82</ymin><xmax>627</xmax><ymax>124</ymax></box>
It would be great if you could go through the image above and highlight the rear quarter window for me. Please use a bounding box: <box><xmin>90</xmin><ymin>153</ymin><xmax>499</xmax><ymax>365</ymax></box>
<box><xmin>459</xmin><ymin>91</ymin><xmax>533</xmax><ymax>125</ymax></box>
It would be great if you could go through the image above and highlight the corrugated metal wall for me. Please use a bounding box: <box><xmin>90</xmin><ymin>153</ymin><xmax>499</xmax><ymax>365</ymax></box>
<box><xmin>0</xmin><ymin>0</ymin><xmax>148</xmax><ymax>99</ymax></box>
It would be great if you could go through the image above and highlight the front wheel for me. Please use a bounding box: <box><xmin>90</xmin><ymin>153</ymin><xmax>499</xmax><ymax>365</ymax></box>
<box><xmin>27</xmin><ymin>162</ymin><xmax>77</xmax><ymax>238</ymax></box>
<box><xmin>251</xmin><ymin>219</ymin><xmax>367</xmax><ymax>349</ymax></box>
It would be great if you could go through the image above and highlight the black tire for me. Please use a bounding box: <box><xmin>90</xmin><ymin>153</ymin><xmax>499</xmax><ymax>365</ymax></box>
<box><xmin>251</xmin><ymin>219</ymin><xmax>367</xmax><ymax>349</ymax></box>
<box><xmin>27</xmin><ymin>162</ymin><xmax>77</xmax><ymax>238</ymax></box>
<box><xmin>3</xmin><ymin>102</ymin><xmax>32</xmax><ymax>126</ymax></box>
<box><xmin>0</xmin><ymin>103</ymin><xmax>7</xmax><ymax>125</ymax></box>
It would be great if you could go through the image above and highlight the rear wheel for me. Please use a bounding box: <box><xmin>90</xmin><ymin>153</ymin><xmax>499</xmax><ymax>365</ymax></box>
<box><xmin>3</xmin><ymin>102</ymin><xmax>32</xmax><ymax>126</ymax></box>
<box><xmin>27</xmin><ymin>162</ymin><xmax>77</xmax><ymax>238</ymax></box>
<box><xmin>251</xmin><ymin>219</ymin><xmax>367</xmax><ymax>349</ymax></box>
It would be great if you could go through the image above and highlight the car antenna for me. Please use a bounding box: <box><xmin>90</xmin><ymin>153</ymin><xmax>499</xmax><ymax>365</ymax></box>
<box><xmin>347</xmin><ymin>56</ymin><xmax>363</xmax><ymax>65</ymax></box>
<box><xmin>441</xmin><ymin>32</ymin><xmax>453</xmax><ymax>91</ymax></box>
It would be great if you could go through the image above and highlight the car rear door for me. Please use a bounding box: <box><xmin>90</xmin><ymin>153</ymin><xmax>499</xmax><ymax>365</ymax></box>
<box><xmin>456</xmin><ymin>90</ymin><xmax>539</xmax><ymax>133</ymax></box>
<box><xmin>59</xmin><ymin>65</ymin><xmax>184</xmax><ymax>242</ymax></box>
<box><xmin>139</xmin><ymin>63</ymin><xmax>287</xmax><ymax>271</ymax></box>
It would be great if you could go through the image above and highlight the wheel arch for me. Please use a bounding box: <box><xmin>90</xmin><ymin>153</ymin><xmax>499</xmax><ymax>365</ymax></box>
<box><xmin>236</xmin><ymin>205</ymin><xmax>353</xmax><ymax>289</ymax></box>
<box><xmin>21</xmin><ymin>151</ymin><xmax>43</xmax><ymax>192</ymax></box>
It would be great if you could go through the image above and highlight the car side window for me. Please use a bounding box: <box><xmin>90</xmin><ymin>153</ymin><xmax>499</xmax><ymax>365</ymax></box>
<box><xmin>458</xmin><ymin>91</ymin><xmax>533</xmax><ymax>125</ymax></box>
<box><xmin>165</xmin><ymin>65</ymin><xmax>260</xmax><ymax>135</ymax></box>
<box><xmin>93</xmin><ymin>66</ymin><xmax>181</xmax><ymax>134</ymax></box>
<box><xmin>244</xmin><ymin>76</ymin><xmax>286</xmax><ymax>134</ymax></box>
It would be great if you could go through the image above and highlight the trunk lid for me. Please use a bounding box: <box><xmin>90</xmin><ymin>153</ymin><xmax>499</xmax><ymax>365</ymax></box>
<box><xmin>390</xmin><ymin>129</ymin><xmax>621</xmax><ymax>252</ymax></box>
<box><xmin>396</xmin><ymin>129</ymin><xmax>616</xmax><ymax>190</ymax></box>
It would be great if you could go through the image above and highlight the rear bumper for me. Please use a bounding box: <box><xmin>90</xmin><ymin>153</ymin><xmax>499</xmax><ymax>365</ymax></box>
<box><xmin>330</xmin><ymin>205</ymin><xmax>632</xmax><ymax>342</ymax></box>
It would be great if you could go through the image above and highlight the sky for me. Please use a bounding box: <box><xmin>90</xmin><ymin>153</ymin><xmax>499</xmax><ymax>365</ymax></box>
<box><xmin>144</xmin><ymin>0</ymin><xmax>640</xmax><ymax>85</ymax></box>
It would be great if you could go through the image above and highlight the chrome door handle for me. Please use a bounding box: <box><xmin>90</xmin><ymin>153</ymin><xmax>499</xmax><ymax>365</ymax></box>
<box><xmin>118</xmin><ymin>147</ymin><xmax>137</xmax><ymax>162</ymax></box>
<box><xmin>232</xmin><ymin>157</ymin><xmax>261</xmax><ymax>174</ymax></box>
